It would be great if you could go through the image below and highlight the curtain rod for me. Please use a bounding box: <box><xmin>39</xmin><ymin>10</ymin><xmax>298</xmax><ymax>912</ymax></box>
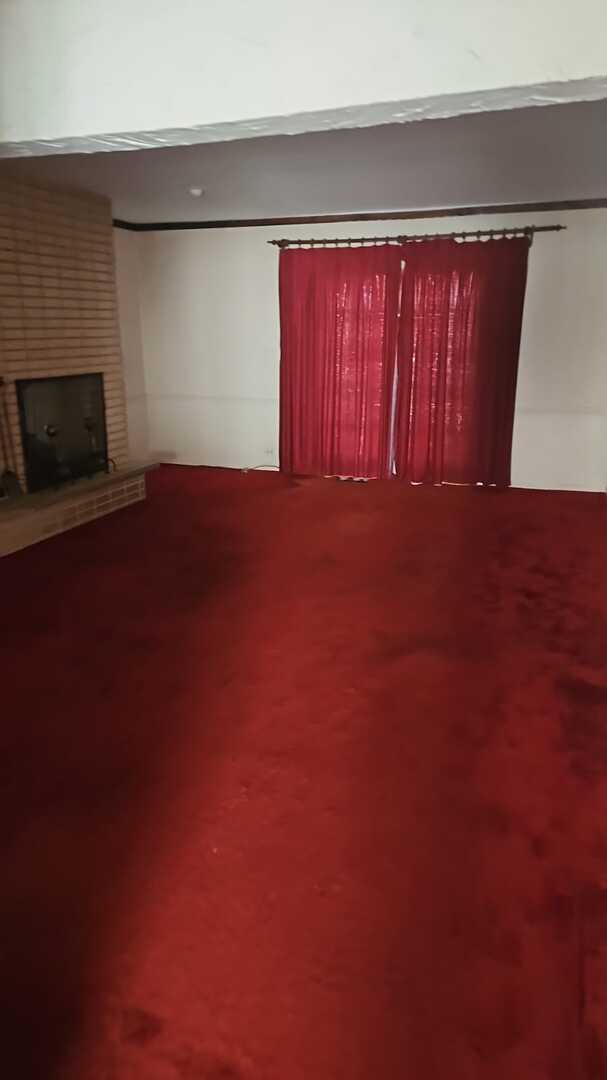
<box><xmin>268</xmin><ymin>224</ymin><xmax>565</xmax><ymax>249</ymax></box>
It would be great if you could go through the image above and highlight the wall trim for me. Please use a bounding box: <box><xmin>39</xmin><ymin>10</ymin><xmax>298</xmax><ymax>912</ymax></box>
<box><xmin>113</xmin><ymin>198</ymin><xmax>607</xmax><ymax>233</ymax></box>
<box><xmin>146</xmin><ymin>392</ymin><xmax>277</xmax><ymax>403</ymax></box>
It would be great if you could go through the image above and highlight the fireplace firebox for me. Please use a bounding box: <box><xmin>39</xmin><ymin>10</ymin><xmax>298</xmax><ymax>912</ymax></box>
<box><xmin>16</xmin><ymin>373</ymin><xmax>108</xmax><ymax>493</ymax></box>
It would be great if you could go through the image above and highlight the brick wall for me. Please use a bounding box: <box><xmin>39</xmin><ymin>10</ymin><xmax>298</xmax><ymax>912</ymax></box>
<box><xmin>0</xmin><ymin>175</ymin><xmax>128</xmax><ymax>489</ymax></box>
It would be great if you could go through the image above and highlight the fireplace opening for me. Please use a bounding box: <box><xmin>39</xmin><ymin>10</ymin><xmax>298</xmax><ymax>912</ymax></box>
<box><xmin>17</xmin><ymin>373</ymin><xmax>108</xmax><ymax>493</ymax></box>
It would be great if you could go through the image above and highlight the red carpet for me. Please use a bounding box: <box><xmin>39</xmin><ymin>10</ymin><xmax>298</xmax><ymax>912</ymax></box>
<box><xmin>1</xmin><ymin>466</ymin><xmax>606</xmax><ymax>1080</ymax></box>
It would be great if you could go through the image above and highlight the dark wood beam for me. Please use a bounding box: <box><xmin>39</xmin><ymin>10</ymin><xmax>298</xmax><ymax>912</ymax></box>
<box><xmin>112</xmin><ymin>198</ymin><xmax>607</xmax><ymax>232</ymax></box>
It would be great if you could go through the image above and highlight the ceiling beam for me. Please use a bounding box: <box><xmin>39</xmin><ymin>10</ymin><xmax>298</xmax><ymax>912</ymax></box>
<box><xmin>5</xmin><ymin>76</ymin><xmax>607</xmax><ymax>159</ymax></box>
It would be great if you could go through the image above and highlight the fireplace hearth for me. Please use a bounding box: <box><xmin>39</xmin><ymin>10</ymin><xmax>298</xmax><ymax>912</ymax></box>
<box><xmin>17</xmin><ymin>373</ymin><xmax>108</xmax><ymax>493</ymax></box>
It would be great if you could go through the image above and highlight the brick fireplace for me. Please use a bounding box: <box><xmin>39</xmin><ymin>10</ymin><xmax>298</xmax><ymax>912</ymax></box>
<box><xmin>0</xmin><ymin>175</ymin><xmax>128</xmax><ymax>487</ymax></box>
<box><xmin>0</xmin><ymin>175</ymin><xmax>151</xmax><ymax>555</ymax></box>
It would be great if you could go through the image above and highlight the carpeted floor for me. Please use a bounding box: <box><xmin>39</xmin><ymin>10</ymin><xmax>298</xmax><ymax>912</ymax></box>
<box><xmin>1</xmin><ymin>465</ymin><xmax>606</xmax><ymax>1080</ymax></box>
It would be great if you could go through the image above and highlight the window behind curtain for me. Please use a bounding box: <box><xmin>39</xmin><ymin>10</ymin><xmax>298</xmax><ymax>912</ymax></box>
<box><xmin>279</xmin><ymin>238</ymin><xmax>529</xmax><ymax>486</ymax></box>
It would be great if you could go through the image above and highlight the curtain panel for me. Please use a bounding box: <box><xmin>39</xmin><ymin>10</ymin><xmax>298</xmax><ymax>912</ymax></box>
<box><xmin>279</xmin><ymin>245</ymin><xmax>402</xmax><ymax>479</ymax></box>
<box><xmin>394</xmin><ymin>237</ymin><xmax>529</xmax><ymax>486</ymax></box>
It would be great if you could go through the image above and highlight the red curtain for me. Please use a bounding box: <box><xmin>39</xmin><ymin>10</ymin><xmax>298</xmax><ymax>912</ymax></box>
<box><xmin>279</xmin><ymin>245</ymin><xmax>402</xmax><ymax>478</ymax></box>
<box><xmin>394</xmin><ymin>237</ymin><xmax>529</xmax><ymax>487</ymax></box>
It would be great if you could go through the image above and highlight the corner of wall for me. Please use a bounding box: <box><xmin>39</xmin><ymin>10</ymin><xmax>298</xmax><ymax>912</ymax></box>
<box><xmin>113</xmin><ymin>227</ymin><xmax>149</xmax><ymax>462</ymax></box>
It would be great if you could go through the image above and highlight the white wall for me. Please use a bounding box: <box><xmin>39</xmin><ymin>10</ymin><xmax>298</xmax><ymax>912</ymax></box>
<box><xmin>2</xmin><ymin>0</ymin><xmax>607</xmax><ymax>147</ymax></box>
<box><xmin>113</xmin><ymin>229</ymin><xmax>149</xmax><ymax>461</ymax></box>
<box><xmin>115</xmin><ymin>209</ymin><xmax>607</xmax><ymax>492</ymax></box>
<box><xmin>508</xmin><ymin>211</ymin><xmax>607</xmax><ymax>491</ymax></box>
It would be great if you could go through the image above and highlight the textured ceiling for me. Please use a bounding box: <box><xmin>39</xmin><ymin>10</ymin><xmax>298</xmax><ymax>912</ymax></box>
<box><xmin>3</xmin><ymin>99</ymin><xmax>607</xmax><ymax>223</ymax></box>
